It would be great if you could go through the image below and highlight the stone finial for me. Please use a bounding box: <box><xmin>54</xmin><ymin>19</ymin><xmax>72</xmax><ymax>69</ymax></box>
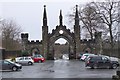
<box><xmin>75</xmin><ymin>5</ymin><xmax>79</xmax><ymax>25</ymax></box>
<box><xmin>44</xmin><ymin>5</ymin><xmax>46</xmax><ymax>8</ymax></box>
<box><xmin>43</xmin><ymin>5</ymin><xmax>47</xmax><ymax>26</ymax></box>
<box><xmin>59</xmin><ymin>10</ymin><xmax>63</xmax><ymax>25</ymax></box>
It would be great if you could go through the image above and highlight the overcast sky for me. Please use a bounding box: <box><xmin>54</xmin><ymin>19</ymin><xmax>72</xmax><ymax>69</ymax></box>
<box><xmin>0</xmin><ymin>0</ymin><xmax>106</xmax><ymax>44</ymax></box>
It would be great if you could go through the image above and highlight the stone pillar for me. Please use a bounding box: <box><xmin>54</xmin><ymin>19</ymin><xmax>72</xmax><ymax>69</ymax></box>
<box><xmin>42</xmin><ymin>5</ymin><xmax>48</xmax><ymax>59</ymax></box>
<box><xmin>42</xmin><ymin>26</ymin><xmax>48</xmax><ymax>59</ymax></box>
<box><xmin>74</xmin><ymin>5</ymin><xmax>81</xmax><ymax>59</ymax></box>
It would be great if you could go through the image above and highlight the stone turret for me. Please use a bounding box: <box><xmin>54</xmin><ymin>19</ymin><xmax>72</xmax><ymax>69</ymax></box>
<box><xmin>21</xmin><ymin>33</ymin><xmax>29</xmax><ymax>50</ymax></box>
<box><xmin>42</xmin><ymin>5</ymin><xmax>48</xmax><ymax>59</ymax></box>
<box><xmin>21</xmin><ymin>33</ymin><xmax>28</xmax><ymax>41</ymax></box>
<box><xmin>74</xmin><ymin>5</ymin><xmax>81</xmax><ymax>59</ymax></box>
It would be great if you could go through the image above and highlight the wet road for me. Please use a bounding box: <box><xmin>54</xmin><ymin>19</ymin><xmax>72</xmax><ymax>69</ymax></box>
<box><xmin>1</xmin><ymin>60</ymin><xmax>117</xmax><ymax>78</ymax></box>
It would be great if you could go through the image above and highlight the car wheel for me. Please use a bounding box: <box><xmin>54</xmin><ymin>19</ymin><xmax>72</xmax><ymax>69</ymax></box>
<box><xmin>28</xmin><ymin>62</ymin><xmax>33</xmax><ymax>65</ymax></box>
<box><xmin>39</xmin><ymin>60</ymin><xmax>42</xmax><ymax>63</ymax></box>
<box><xmin>12</xmin><ymin>66</ymin><xmax>17</xmax><ymax>71</ymax></box>
<box><xmin>93</xmin><ymin>64</ymin><xmax>97</xmax><ymax>69</ymax></box>
<box><xmin>112</xmin><ymin>64</ymin><xmax>118</xmax><ymax>69</ymax></box>
<box><xmin>107</xmin><ymin>66</ymin><xmax>110</xmax><ymax>69</ymax></box>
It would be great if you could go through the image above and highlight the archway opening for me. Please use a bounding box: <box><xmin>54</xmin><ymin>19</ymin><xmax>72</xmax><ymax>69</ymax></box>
<box><xmin>54</xmin><ymin>38</ymin><xmax>69</xmax><ymax>60</ymax></box>
<box><xmin>31</xmin><ymin>48</ymin><xmax>40</xmax><ymax>56</ymax></box>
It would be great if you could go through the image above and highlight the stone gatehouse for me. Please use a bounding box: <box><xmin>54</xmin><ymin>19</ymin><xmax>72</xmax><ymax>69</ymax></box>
<box><xmin>21</xmin><ymin>5</ymin><xmax>102</xmax><ymax>60</ymax></box>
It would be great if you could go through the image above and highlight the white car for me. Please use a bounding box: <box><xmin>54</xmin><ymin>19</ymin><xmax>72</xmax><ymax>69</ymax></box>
<box><xmin>80</xmin><ymin>53</ymin><xmax>95</xmax><ymax>61</ymax></box>
<box><xmin>15</xmin><ymin>57</ymin><xmax>34</xmax><ymax>65</ymax></box>
<box><xmin>62</xmin><ymin>54</ymin><xmax>69</xmax><ymax>60</ymax></box>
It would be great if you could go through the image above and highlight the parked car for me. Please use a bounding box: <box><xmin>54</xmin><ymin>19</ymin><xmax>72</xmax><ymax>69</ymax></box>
<box><xmin>15</xmin><ymin>57</ymin><xmax>34</xmax><ymax>65</ymax></box>
<box><xmin>77</xmin><ymin>53</ymin><xmax>84</xmax><ymax>59</ymax></box>
<box><xmin>85</xmin><ymin>56</ymin><xmax>119</xmax><ymax>69</ymax></box>
<box><xmin>80</xmin><ymin>53</ymin><xmax>95</xmax><ymax>61</ymax></box>
<box><xmin>0</xmin><ymin>60</ymin><xmax>22</xmax><ymax>71</ymax></box>
<box><xmin>62</xmin><ymin>54</ymin><xmax>69</xmax><ymax>60</ymax></box>
<box><xmin>32</xmin><ymin>55</ymin><xmax>45</xmax><ymax>63</ymax></box>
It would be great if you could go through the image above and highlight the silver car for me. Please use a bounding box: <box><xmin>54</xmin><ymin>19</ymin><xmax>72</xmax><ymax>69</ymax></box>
<box><xmin>15</xmin><ymin>57</ymin><xmax>34</xmax><ymax>65</ymax></box>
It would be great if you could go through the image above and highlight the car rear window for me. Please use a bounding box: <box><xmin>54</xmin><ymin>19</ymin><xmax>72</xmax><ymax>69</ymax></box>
<box><xmin>34</xmin><ymin>55</ymin><xmax>43</xmax><ymax>58</ymax></box>
<box><xmin>25</xmin><ymin>57</ymin><xmax>31</xmax><ymax>60</ymax></box>
<box><xmin>28</xmin><ymin>57</ymin><xmax>32</xmax><ymax>59</ymax></box>
<box><xmin>102</xmin><ymin>57</ymin><xmax>109</xmax><ymax>61</ymax></box>
<box><xmin>3</xmin><ymin>61</ymin><xmax>9</xmax><ymax>64</ymax></box>
<box><xmin>90</xmin><ymin>56</ymin><xmax>102</xmax><ymax>61</ymax></box>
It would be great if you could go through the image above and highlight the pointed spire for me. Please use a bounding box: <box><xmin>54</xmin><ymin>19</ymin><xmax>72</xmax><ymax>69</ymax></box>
<box><xmin>43</xmin><ymin>5</ymin><xmax>47</xmax><ymax>26</ymax></box>
<box><xmin>43</xmin><ymin>5</ymin><xmax>47</xmax><ymax>19</ymax></box>
<box><xmin>59</xmin><ymin>10</ymin><xmax>63</xmax><ymax>25</ymax></box>
<box><xmin>75</xmin><ymin>5</ymin><xmax>79</xmax><ymax>25</ymax></box>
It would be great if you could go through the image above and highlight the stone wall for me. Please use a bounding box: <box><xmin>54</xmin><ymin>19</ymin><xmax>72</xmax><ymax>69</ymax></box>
<box><xmin>3</xmin><ymin>50</ymin><xmax>22</xmax><ymax>59</ymax></box>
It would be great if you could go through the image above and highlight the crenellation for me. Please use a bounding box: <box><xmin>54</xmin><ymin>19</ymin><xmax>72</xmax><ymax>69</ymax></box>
<box><xmin>80</xmin><ymin>39</ymin><xmax>95</xmax><ymax>44</ymax></box>
<box><xmin>63</xmin><ymin>25</ymin><xmax>66</xmax><ymax>29</ymax></box>
<box><xmin>27</xmin><ymin>40</ymin><xmax>42</xmax><ymax>44</ymax></box>
<box><xmin>52</xmin><ymin>29</ymin><xmax>55</xmax><ymax>33</ymax></box>
<box><xmin>21</xmin><ymin>33</ymin><xmax>29</xmax><ymax>39</ymax></box>
<box><xmin>56</xmin><ymin>25</ymin><xmax>59</xmax><ymax>29</ymax></box>
<box><xmin>31</xmin><ymin>40</ymin><xmax>35</xmax><ymax>43</ymax></box>
<box><xmin>36</xmin><ymin>40</ymin><xmax>40</xmax><ymax>43</ymax></box>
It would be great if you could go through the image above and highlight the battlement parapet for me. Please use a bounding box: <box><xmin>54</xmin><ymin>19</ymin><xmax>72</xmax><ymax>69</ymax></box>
<box><xmin>28</xmin><ymin>40</ymin><xmax>42</xmax><ymax>44</ymax></box>
<box><xmin>81</xmin><ymin>39</ymin><xmax>95</xmax><ymax>43</ymax></box>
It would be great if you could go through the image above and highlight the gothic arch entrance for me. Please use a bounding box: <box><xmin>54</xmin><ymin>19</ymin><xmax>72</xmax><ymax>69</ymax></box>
<box><xmin>83</xmin><ymin>47</ymin><xmax>92</xmax><ymax>53</ymax></box>
<box><xmin>42</xmin><ymin>5</ymin><xmax>81</xmax><ymax>60</ymax></box>
<box><xmin>31</xmin><ymin>47</ymin><xmax>40</xmax><ymax>56</ymax></box>
<box><xmin>47</xmin><ymin>28</ymin><xmax>75</xmax><ymax>60</ymax></box>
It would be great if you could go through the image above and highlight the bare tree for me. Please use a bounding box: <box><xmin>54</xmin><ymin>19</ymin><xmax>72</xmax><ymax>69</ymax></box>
<box><xmin>92</xmin><ymin>0</ymin><xmax>120</xmax><ymax>56</ymax></box>
<box><xmin>79</xmin><ymin>3</ymin><xmax>106</xmax><ymax>40</ymax></box>
<box><xmin>1</xmin><ymin>19</ymin><xmax>22</xmax><ymax>50</ymax></box>
<box><xmin>67</xmin><ymin>3</ymin><xmax>106</xmax><ymax>40</ymax></box>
